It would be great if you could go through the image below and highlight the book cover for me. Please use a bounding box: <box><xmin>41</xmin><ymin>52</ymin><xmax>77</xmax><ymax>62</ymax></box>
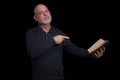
<box><xmin>88</xmin><ymin>38</ymin><xmax>109</xmax><ymax>54</ymax></box>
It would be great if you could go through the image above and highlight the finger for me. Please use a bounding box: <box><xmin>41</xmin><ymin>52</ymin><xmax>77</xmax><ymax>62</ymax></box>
<box><xmin>63</xmin><ymin>36</ymin><xmax>70</xmax><ymax>39</ymax></box>
<box><xmin>101</xmin><ymin>46</ymin><xmax>105</xmax><ymax>52</ymax></box>
<box><xmin>94</xmin><ymin>52</ymin><xmax>102</xmax><ymax>58</ymax></box>
<box><xmin>94</xmin><ymin>53</ymin><xmax>100</xmax><ymax>58</ymax></box>
<box><xmin>94</xmin><ymin>50</ymin><xmax>103</xmax><ymax>58</ymax></box>
<box><xmin>99</xmin><ymin>47</ymin><xmax>105</xmax><ymax>54</ymax></box>
<box><xmin>96</xmin><ymin>50</ymin><xmax>100</xmax><ymax>55</ymax></box>
<box><xmin>98</xmin><ymin>49</ymin><xmax>103</xmax><ymax>56</ymax></box>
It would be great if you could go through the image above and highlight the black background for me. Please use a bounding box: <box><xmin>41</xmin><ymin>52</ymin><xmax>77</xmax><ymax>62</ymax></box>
<box><xmin>3</xmin><ymin>0</ymin><xmax>119</xmax><ymax>80</ymax></box>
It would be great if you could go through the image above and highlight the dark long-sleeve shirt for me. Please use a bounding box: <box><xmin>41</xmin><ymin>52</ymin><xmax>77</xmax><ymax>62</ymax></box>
<box><xmin>26</xmin><ymin>26</ymin><xmax>90</xmax><ymax>80</ymax></box>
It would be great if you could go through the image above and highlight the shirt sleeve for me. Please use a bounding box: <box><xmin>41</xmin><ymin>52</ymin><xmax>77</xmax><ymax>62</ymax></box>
<box><xmin>63</xmin><ymin>39</ymin><xmax>93</xmax><ymax>58</ymax></box>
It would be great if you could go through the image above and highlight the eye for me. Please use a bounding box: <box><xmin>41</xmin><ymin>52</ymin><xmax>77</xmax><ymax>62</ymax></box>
<box><xmin>45</xmin><ymin>10</ymin><xmax>49</xmax><ymax>12</ymax></box>
<box><xmin>46</xmin><ymin>11</ymin><xmax>48</xmax><ymax>12</ymax></box>
<box><xmin>39</xmin><ymin>12</ymin><xmax>43</xmax><ymax>15</ymax></box>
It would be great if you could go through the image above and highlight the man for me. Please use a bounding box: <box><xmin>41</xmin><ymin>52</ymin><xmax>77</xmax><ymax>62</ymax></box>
<box><xmin>26</xmin><ymin>3</ymin><xmax>105</xmax><ymax>80</ymax></box>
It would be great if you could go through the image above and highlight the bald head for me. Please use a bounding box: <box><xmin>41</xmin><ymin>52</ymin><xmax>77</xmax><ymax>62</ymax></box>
<box><xmin>34</xmin><ymin>4</ymin><xmax>49</xmax><ymax>15</ymax></box>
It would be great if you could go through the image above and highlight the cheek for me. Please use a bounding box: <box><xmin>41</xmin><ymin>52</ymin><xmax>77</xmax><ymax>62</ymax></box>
<box><xmin>35</xmin><ymin>16</ymin><xmax>41</xmax><ymax>21</ymax></box>
<box><xmin>47</xmin><ymin>14</ymin><xmax>51</xmax><ymax>18</ymax></box>
<box><xmin>38</xmin><ymin>15</ymin><xmax>44</xmax><ymax>20</ymax></box>
<box><xmin>36</xmin><ymin>17</ymin><xmax>45</xmax><ymax>23</ymax></box>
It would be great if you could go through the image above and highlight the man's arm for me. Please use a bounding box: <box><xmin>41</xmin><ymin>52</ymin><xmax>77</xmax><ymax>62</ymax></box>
<box><xmin>63</xmin><ymin>39</ymin><xmax>106</xmax><ymax>58</ymax></box>
<box><xmin>63</xmin><ymin>39</ymin><xmax>91</xmax><ymax>57</ymax></box>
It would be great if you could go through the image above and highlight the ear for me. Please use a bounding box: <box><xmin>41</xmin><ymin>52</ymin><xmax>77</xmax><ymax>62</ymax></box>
<box><xmin>33</xmin><ymin>15</ymin><xmax>38</xmax><ymax>21</ymax></box>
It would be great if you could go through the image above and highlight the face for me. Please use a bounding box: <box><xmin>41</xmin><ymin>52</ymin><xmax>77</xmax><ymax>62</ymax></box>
<box><xmin>34</xmin><ymin>4</ymin><xmax>52</xmax><ymax>25</ymax></box>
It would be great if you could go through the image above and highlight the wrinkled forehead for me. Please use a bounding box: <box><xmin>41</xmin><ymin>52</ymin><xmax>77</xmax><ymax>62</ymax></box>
<box><xmin>34</xmin><ymin>4</ymin><xmax>49</xmax><ymax>13</ymax></box>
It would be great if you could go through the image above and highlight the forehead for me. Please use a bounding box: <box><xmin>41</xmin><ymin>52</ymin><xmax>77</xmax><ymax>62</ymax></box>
<box><xmin>35</xmin><ymin>4</ymin><xmax>48</xmax><ymax>12</ymax></box>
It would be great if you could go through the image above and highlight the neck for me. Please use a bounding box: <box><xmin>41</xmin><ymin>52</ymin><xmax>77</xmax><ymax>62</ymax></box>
<box><xmin>39</xmin><ymin>24</ymin><xmax>51</xmax><ymax>33</ymax></box>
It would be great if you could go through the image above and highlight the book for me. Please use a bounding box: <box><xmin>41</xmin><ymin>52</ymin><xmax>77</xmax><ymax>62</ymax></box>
<box><xmin>88</xmin><ymin>38</ymin><xmax>109</xmax><ymax>54</ymax></box>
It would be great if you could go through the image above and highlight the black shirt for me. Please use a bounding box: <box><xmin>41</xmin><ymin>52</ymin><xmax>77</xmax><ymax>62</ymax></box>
<box><xmin>26</xmin><ymin>26</ymin><xmax>90</xmax><ymax>80</ymax></box>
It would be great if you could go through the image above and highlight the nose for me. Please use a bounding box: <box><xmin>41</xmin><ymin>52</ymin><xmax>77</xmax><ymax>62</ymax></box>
<box><xmin>43</xmin><ymin>12</ymin><xmax>48</xmax><ymax>16</ymax></box>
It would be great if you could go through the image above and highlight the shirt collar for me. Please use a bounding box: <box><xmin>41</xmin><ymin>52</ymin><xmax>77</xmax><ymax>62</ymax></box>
<box><xmin>35</xmin><ymin>26</ymin><xmax>56</xmax><ymax>33</ymax></box>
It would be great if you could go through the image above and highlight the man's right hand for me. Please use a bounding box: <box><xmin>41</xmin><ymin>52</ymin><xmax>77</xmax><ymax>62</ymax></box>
<box><xmin>53</xmin><ymin>35</ymin><xmax>70</xmax><ymax>44</ymax></box>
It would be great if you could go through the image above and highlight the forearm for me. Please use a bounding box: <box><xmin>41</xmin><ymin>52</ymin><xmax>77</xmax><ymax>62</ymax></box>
<box><xmin>63</xmin><ymin>40</ymin><xmax>92</xmax><ymax>58</ymax></box>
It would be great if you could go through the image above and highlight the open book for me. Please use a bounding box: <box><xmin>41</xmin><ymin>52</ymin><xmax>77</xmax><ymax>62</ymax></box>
<box><xmin>88</xmin><ymin>38</ymin><xmax>109</xmax><ymax>54</ymax></box>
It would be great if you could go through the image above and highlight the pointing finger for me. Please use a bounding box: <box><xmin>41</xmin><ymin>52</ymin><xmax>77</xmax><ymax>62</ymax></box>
<box><xmin>63</xmin><ymin>36</ymin><xmax>70</xmax><ymax>39</ymax></box>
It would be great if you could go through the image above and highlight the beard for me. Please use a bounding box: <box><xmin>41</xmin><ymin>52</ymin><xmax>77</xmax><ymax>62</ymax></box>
<box><xmin>40</xmin><ymin>17</ymin><xmax>52</xmax><ymax>25</ymax></box>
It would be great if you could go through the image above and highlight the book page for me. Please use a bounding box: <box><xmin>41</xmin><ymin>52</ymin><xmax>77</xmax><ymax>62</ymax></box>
<box><xmin>88</xmin><ymin>38</ymin><xmax>108</xmax><ymax>54</ymax></box>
